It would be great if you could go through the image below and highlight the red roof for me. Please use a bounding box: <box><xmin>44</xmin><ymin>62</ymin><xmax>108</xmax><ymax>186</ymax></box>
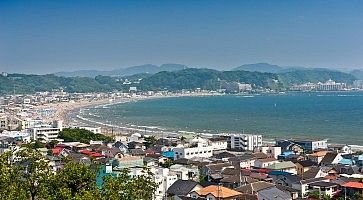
<box><xmin>79</xmin><ymin>149</ymin><xmax>93</xmax><ymax>155</ymax></box>
<box><xmin>90</xmin><ymin>152</ymin><xmax>104</xmax><ymax>157</ymax></box>
<box><xmin>342</xmin><ymin>182</ymin><xmax>363</xmax><ymax>189</ymax></box>
<box><xmin>52</xmin><ymin>147</ymin><xmax>64</xmax><ymax>155</ymax></box>
<box><xmin>79</xmin><ymin>150</ymin><xmax>104</xmax><ymax>157</ymax></box>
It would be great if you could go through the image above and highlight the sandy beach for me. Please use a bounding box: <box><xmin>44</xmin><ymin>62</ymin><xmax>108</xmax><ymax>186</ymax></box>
<box><xmin>37</xmin><ymin>92</ymin><xmax>221</xmax><ymax>126</ymax></box>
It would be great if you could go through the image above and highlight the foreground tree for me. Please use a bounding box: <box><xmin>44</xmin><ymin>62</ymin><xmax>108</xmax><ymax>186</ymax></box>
<box><xmin>46</xmin><ymin>162</ymin><xmax>101</xmax><ymax>200</ymax></box>
<box><xmin>101</xmin><ymin>168</ymin><xmax>158</xmax><ymax>200</ymax></box>
<box><xmin>16</xmin><ymin>147</ymin><xmax>54</xmax><ymax>200</ymax></box>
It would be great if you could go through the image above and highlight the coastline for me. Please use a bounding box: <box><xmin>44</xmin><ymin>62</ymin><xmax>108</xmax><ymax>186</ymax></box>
<box><xmin>49</xmin><ymin>92</ymin><xmax>363</xmax><ymax>151</ymax></box>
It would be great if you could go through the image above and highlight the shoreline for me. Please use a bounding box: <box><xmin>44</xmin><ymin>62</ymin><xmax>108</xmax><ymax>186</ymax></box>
<box><xmin>55</xmin><ymin>92</ymin><xmax>363</xmax><ymax>151</ymax></box>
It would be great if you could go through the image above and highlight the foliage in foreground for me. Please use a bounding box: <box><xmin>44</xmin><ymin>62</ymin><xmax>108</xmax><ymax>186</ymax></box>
<box><xmin>0</xmin><ymin>147</ymin><xmax>157</xmax><ymax>200</ymax></box>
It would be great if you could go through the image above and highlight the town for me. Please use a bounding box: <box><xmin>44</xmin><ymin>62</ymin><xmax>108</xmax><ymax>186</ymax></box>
<box><xmin>1</xmin><ymin>90</ymin><xmax>363</xmax><ymax>200</ymax></box>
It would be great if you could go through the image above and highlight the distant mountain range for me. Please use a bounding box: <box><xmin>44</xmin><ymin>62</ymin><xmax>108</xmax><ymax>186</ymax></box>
<box><xmin>54</xmin><ymin>62</ymin><xmax>363</xmax><ymax>80</ymax></box>
<box><xmin>232</xmin><ymin>63</ymin><xmax>283</xmax><ymax>73</ymax></box>
<box><xmin>54</xmin><ymin>64</ymin><xmax>187</xmax><ymax>77</ymax></box>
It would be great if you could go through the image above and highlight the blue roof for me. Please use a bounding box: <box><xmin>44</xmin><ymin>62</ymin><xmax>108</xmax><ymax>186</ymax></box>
<box><xmin>268</xmin><ymin>171</ymin><xmax>292</xmax><ymax>176</ymax></box>
<box><xmin>162</xmin><ymin>151</ymin><xmax>174</xmax><ymax>159</ymax></box>
<box><xmin>339</xmin><ymin>158</ymin><xmax>354</xmax><ymax>165</ymax></box>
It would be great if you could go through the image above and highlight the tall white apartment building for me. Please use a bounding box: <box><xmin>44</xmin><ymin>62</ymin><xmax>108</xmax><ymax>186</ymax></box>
<box><xmin>28</xmin><ymin>120</ymin><xmax>63</xmax><ymax>142</ymax></box>
<box><xmin>229</xmin><ymin>134</ymin><xmax>263</xmax><ymax>151</ymax></box>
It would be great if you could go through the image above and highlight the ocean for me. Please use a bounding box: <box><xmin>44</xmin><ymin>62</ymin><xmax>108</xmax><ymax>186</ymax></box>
<box><xmin>80</xmin><ymin>92</ymin><xmax>363</xmax><ymax>145</ymax></box>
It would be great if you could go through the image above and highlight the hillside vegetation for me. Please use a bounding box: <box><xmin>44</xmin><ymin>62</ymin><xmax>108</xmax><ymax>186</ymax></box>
<box><xmin>0</xmin><ymin>68</ymin><xmax>357</xmax><ymax>94</ymax></box>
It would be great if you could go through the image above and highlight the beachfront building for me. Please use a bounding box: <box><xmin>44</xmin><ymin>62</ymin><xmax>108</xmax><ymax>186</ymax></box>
<box><xmin>293</xmin><ymin>139</ymin><xmax>328</xmax><ymax>152</ymax></box>
<box><xmin>316</xmin><ymin>79</ymin><xmax>347</xmax><ymax>91</ymax></box>
<box><xmin>228</xmin><ymin>134</ymin><xmax>263</xmax><ymax>151</ymax></box>
<box><xmin>28</xmin><ymin>120</ymin><xmax>63</xmax><ymax>142</ymax></box>
<box><xmin>172</xmin><ymin>142</ymin><xmax>213</xmax><ymax>160</ymax></box>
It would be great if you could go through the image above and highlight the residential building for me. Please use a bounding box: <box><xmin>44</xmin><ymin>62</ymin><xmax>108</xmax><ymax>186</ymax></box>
<box><xmin>293</xmin><ymin>139</ymin><xmax>328</xmax><ymax>152</ymax></box>
<box><xmin>229</xmin><ymin>134</ymin><xmax>262</xmax><ymax>151</ymax></box>
<box><xmin>28</xmin><ymin>120</ymin><xmax>63</xmax><ymax>142</ymax></box>
<box><xmin>256</xmin><ymin>146</ymin><xmax>282</xmax><ymax>159</ymax></box>
<box><xmin>254</xmin><ymin>158</ymin><xmax>279</xmax><ymax>168</ymax></box>
<box><xmin>209</xmin><ymin>137</ymin><xmax>228</xmax><ymax>151</ymax></box>
<box><xmin>190</xmin><ymin>185</ymin><xmax>242</xmax><ymax>200</ymax></box>
<box><xmin>266</xmin><ymin>161</ymin><xmax>297</xmax><ymax>174</ymax></box>
<box><xmin>167</xmin><ymin>180</ymin><xmax>202</xmax><ymax>200</ymax></box>
<box><xmin>172</xmin><ymin>142</ymin><xmax>213</xmax><ymax>160</ymax></box>
<box><xmin>295</xmin><ymin>160</ymin><xmax>317</xmax><ymax>177</ymax></box>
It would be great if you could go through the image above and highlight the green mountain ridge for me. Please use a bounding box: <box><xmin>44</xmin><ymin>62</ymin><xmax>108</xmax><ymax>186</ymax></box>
<box><xmin>0</xmin><ymin>68</ymin><xmax>357</xmax><ymax>95</ymax></box>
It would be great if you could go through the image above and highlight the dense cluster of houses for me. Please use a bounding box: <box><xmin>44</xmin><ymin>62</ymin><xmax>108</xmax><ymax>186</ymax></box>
<box><xmin>1</xmin><ymin>92</ymin><xmax>363</xmax><ymax>200</ymax></box>
<box><xmin>2</xmin><ymin>124</ymin><xmax>363</xmax><ymax>200</ymax></box>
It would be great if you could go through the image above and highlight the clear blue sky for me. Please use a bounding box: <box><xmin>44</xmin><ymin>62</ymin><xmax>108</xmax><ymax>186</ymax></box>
<box><xmin>0</xmin><ymin>0</ymin><xmax>362</xmax><ymax>74</ymax></box>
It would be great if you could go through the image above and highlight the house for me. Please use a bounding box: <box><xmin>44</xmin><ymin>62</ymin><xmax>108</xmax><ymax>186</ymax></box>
<box><xmin>236</xmin><ymin>181</ymin><xmax>291</xmax><ymax>199</ymax></box>
<box><xmin>167</xmin><ymin>180</ymin><xmax>202</xmax><ymax>200</ymax></box>
<box><xmin>277</xmin><ymin>151</ymin><xmax>296</xmax><ymax>160</ymax></box>
<box><xmin>254</xmin><ymin>157</ymin><xmax>279</xmax><ymax>168</ymax></box>
<box><xmin>256</xmin><ymin>146</ymin><xmax>282</xmax><ymax>159</ymax></box>
<box><xmin>307</xmin><ymin>181</ymin><xmax>340</xmax><ymax>198</ymax></box>
<box><xmin>300</xmin><ymin>166</ymin><xmax>328</xmax><ymax>180</ymax></box>
<box><xmin>269</xmin><ymin>172</ymin><xmax>301</xmax><ymax>187</ymax></box>
<box><xmin>291</xmin><ymin>177</ymin><xmax>328</xmax><ymax>197</ymax></box>
<box><xmin>307</xmin><ymin>150</ymin><xmax>328</xmax><ymax>164</ymax></box>
<box><xmin>190</xmin><ymin>185</ymin><xmax>242</xmax><ymax>200</ymax></box>
<box><xmin>342</xmin><ymin>181</ymin><xmax>363</xmax><ymax>197</ymax></box>
<box><xmin>293</xmin><ymin>139</ymin><xmax>328</xmax><ymax>152</ymax></box>
<box><xmin>276</xmin><ymin>185</ymin><xmax>300</xmax><ymax>199</ymax></box>
<box><xmin>201</xmin><ymin>162</ymin><xmax>234</xmax><ymax>180</ymax></box>
<box><xmin>169</xmin><ymin>164</ymin><xmax>199</xmax><ymax>181</ymax></box>
<box><xmin>266</xmin><ymin>161</ymin><xmax>297</xmax><ymax>174</ymax></box>
<box><xmin>229</xmin><ymin>154</ymin><xmax>255</xmax><ymax>169</ymax></box>
<box><xmin>276</xmin><ymin>140</ymin><xmax>303</xmax><ymax>154</ymax></box>
<box><xmin>320</xmin><ymin>152</ymin><xmax>343</xmax><ymax>166</ymax></box>
<box><xmin>296</xmin><ymin>160</ymin><xmax>317</xmax><ymax>177</ymax></box>
<box><xmin>328</xmin><ymin>144</ymin><xmax>352</xmax><ymax>154</ymax></box>
<box><xmin>258</xmin><ymin>186</ymin><xmax>292</xmax><ymax>200</ymax></box>
<box><xmin>213</xmin><ymin>151</ymin><xmax>236</xmax><ymax>161</ymax></box>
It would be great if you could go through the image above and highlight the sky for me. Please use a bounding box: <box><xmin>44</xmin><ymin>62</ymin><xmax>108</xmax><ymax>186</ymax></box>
<box><xmin>0</xmin><ymin>0</ymin><xmax>362</xmax><ymax>74</ymax></box>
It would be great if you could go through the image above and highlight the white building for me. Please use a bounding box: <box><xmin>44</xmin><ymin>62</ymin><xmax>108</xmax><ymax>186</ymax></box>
<box><xmin>71</xmin><ymin>126</ymin><xmax>102</xmax><ymax>134</ymax></box>
<box><xmin>28</xmin><ymin>120</ymin><xmax>63</xmax><ymax>142</ymax></box>
<box><xmin>173</xmin><ymin>142</ymin><xmax>213</xmax><ymax>160</ymax></box>
<box><xmin>0</xmin><ymin>130</ymin><xmax>31</xmax><ymax>143</ymax></box>
<box><xmin>229</xmin><ymin>134</ymin><xmax>263</xmax><ymax>151</ymax></box>
<box><xmin>255</xmin><ymin>146</ymin><xmax>282</xmax><ymax>159</ymax></box>
<box><xmin>209</xmin><ymin>137</ymin><xmax>228</xmax><ymax>151</ymax></box>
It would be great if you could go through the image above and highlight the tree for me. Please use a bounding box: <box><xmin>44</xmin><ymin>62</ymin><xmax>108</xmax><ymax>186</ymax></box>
<box><xmin>58</xmin><ymin>128</ymin><xmax>113</xmax><ymax>144</ymax></box>
<box><xmin>144</xmin><ymin>135</ymin><xmax>157</xmax><ymax>148</ymax></box>
<box><xmin>101</xmin><ymin>168</ymin><xmax>158</xmax><ymax>200</ymax></box>
<box><xmin>16</xmin><ymin>147</ymin><xmax>54</xmax><ymax>200</ymax></box>
<box><xmin>46</xmin><ymin>162</ymin><xmax>100</xmax><ymax>200</ymax></box>
<box><xmin>0</xmin><ymin>151</ymin><xmax>27</xmax><ymax>200</ymax></box>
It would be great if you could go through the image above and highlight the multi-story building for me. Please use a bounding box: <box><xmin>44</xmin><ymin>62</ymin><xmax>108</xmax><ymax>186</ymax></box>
<box><xmin>172</xmin><ymin>142</ymin><xmax>213</xmax><ymax>160</ymax></box>
<box><xmin>228</xmin><ymin>134</ymin><xmax>263</xmax><ymax>151</ymax></box>
<box><xmin>316</xmin><ymin>79</ymin><xmax>346</xmax><ymax>91</ymax></box>
<box><xmin>28</xmin><ymin>120</ymin><xmax>63</xmax><ymax>142</ymax></box>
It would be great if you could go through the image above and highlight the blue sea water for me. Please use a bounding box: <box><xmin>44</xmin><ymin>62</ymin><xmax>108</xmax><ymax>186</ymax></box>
<box><xmin>83</xmin><ymin>92</ymin><xmax>363</xmax><ymax>145</ymax></box>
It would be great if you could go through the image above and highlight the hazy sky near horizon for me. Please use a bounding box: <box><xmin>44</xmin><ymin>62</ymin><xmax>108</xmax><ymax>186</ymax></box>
<box><xmin>0</xmin><ymin>0</ymin><xmax>363</xmax><ymax>74</ymax></box>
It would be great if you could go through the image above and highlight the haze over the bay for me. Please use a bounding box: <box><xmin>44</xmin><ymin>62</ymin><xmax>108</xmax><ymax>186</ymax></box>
<box><xmin>0</xmin><ymin>0</ymin><xmax>362</xmax><ymax>74</ymax></box>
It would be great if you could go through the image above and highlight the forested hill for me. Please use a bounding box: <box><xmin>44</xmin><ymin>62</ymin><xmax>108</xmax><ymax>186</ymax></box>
<box><xmin>278</xmin><ymin>69</ymin><xmax>357</xmax><ymax>86</ymax></box>
<box><xmin>0</xmin><ymin>68</ymin><xmax>357</xmax><ymax>94</ymax></box>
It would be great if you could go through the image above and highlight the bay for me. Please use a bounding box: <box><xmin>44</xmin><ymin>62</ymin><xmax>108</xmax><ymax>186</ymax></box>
<box><xmin>82</xmin><ymin>92</ymin><xmax>363</xmax><ymax>145</ymax></box>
